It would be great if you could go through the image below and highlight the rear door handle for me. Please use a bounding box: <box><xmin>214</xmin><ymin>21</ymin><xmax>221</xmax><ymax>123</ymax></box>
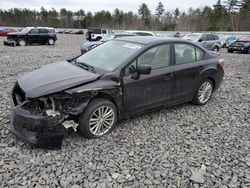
<box><xmin>164</xmin><ymin>73</ymin><xmax>174</xmax><ymax>80</ymax></box>
<box><xmin>196</xmin><ymin>66</ymin><xmax>205</xmax><ymax>70</ymax></box>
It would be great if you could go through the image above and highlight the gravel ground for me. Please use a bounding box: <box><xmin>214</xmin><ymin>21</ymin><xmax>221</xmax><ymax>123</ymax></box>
<box><xmin>0</xmin><ymin>34</ymin><xmax>249</xmax><ymax>188</ymax></box>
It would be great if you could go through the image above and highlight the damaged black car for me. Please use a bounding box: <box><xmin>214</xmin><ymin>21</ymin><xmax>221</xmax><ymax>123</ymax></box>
<box><xmin>10</xmin><ymin>37</ymin><xmax>224</xmax><ymax>149</ymax></box>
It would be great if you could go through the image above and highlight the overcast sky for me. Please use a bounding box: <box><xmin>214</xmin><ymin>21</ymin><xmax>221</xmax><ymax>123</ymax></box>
<box><xmin>0</xmin><ymin>0</ymin><xmax>218</xmax><ymax>13</ymax></box>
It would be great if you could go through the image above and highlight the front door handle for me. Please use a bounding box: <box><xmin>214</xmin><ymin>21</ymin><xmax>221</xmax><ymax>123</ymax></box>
<box><xmin>164</xmin><ymin>73</ymin><xmax>174</xmax><ymax>80</ymax></box>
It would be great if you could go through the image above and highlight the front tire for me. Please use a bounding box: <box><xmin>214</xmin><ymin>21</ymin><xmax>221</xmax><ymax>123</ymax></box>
<box><xmin>228</xmin><ymin>49</ymin><xmax>234</xmax><ymax>53</ymax></box>
<box><xmin>78</xmin><ymin>98</ymin><xmax>117</xmax><ymax>138</ymax></box>
<box><xmin>212</xmin><ymin>46</ymin><xmax>219</xmax><ymax>53</ymax></box>
<box><xmin>48</xmin><ymin>38</ymin><xmax>55</xmax><ymax>45</ymax></box>
<box><xmin>243</xmin><ymin>48</ymin><xmax>249</xmax><ymax>54</ymax></box>
<box><xmin>18</xmin><ymin>39</ymin><xmax>26</xmax><ymax>46</ymax></box>
<box><xmin>192</xmin><ymin>79</ymin><xmax>213</xmax><ymax>105</ymax></box>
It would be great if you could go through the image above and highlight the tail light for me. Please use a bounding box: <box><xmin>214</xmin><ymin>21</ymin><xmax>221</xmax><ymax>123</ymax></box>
<box><xmin>219</xmin><ymin>59</ymin><xmax>224</xmax><ymax>69</ymax></box>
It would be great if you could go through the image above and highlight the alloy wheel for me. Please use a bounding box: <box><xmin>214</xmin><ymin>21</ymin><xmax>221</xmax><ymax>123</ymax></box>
<box><xmin>89</xmin><ymin>105</ymin><xmax>115</xmax><ymax>136</ymax></box>
<box><xmin>198</xmin><ymin>81</ymin><xmax>213</xmax><ymax>104</ymax></box>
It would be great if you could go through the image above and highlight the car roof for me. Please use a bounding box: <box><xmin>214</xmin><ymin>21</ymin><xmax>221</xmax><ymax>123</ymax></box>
<box><xmin>114</xmin><ymin>36</ymin><xmax>191</xmax><ymax>45</ymax></box>
<box><xmin>25</xmin><ymin>27</ymin><xmax>54</xmax><ymax>29</ymax></box>
<box><xmin>126</xmin><ymin>30</ymin><xmax>155</xmax><ymax>35</ymax></box>
<box><xmin>186</xmin><ymin>33</ymin><xmax>202</xmax><ymax>35</ymax></box>
<box><xmin>88</xmin><ymin>28</ymin><xmax>111</xmax><ymax>30</ymax></box>
<box><xmin>115</xmin><ymin>33</ymin><xmax>136</xmax><ymax>36</ymax></box>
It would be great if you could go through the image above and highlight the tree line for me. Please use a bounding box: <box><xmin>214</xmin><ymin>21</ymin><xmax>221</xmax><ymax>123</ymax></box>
<box><xmin>0</xmin><ymin>0</ymin><xmax>249</xmax><ymax>31</ymax></box>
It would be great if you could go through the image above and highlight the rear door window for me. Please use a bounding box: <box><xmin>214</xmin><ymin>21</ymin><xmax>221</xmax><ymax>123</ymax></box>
<box><xmin>30</xmin><ymin>29</ymin><xmax>39</xmax><ymax>34</ymax></box>
<box><xmin>206</xmin><ymin>34</ymin><xmax>214</xmax><ymax>41</ymax></box>
<box><xmin>174</xmin><ymin>43</ymin><xmax>205</xmax><ymax>64</ymax></box>
<box><xmin>175</xmin><ymin>43</ymin><xmax>196</xmax><ymax>64</ymax></box>
<box><xmin>39</xmin><ymin>29</ymin><xmax>48</xmax><ymax>33</ymax></box>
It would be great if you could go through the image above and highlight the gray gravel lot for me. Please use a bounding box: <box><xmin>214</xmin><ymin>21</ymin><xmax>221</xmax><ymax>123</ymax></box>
<box><xmin>0</xmin><ymin>34</ymin><xmax>249</xmax><ymax>188</ymax></box>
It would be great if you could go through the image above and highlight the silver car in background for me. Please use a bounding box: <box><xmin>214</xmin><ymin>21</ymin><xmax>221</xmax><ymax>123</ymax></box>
<box><xmin>182</xmin><ymin>33</ymin><xmax>221</xmax><ymax>52</ymax></box>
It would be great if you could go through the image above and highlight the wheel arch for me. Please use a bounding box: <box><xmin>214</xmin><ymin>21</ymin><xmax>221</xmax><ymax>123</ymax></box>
<box><xmin>206</xmin><ymin>77</ymin><xmax>216</xmax><ymax>91</ymax></box>
<box><xmin>213</xmin><ymin>45</ymin><xmax>219</xmax><ymax>51</ymax></box>
<box><xmin>90</xmin><ymin>92</ymin><xmax>120</xmax><ymax>118</ymax></box>
<box><xmin>18</xmin><ymin>38</ymin><xmax>27</xmax><ymax>45</ymax></box>
<box><xmin>96</xmin><ymin>36</ymin><xmax>102</xmax><ymax>41</ymax></box>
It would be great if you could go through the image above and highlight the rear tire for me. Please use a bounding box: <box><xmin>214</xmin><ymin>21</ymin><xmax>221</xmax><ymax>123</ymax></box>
<box><xmin>78</xmin><ymin>98</ymin><xmax>117</xmax><ymax>139</ymax></box>
<box><xmin>18</xmin><ymin>39</ymin><xmax>26</xmax><ymax>46</ymax></box>
<box><xmin>192</xmin><ymin>79</ymin><xmax>213</xmax><ymax>105</ymax></box>
<box><xmin>228</xmin><ymin>49</ymin><xmax>234</xmax><ymax>53</ymax></box>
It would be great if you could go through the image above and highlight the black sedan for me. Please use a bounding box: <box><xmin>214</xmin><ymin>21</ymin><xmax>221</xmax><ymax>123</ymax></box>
<box><xmin>228</xmin><ymin>36</ymin><xmax>250</xmax><ymax>54</ymax></box>
<box><xmin>80</xmin><ymin>33</ymin><xmax>136</xmax><ymax>54</ymax></box>
<box><xmin>10</xmin><ymin>37</ymin><xmax>224</xmax><ymax>149</ymax></box>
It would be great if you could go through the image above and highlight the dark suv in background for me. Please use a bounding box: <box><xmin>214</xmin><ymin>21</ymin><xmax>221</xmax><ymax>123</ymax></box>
<box><xmin>4</xmin><ymin>27</ymin><xmax>57</xmax><ymax>46</ymax></box>
<box><xmin>183</xmin><ymin>33</ymin><xmax>221</xmax><ymax>52</ymax></box>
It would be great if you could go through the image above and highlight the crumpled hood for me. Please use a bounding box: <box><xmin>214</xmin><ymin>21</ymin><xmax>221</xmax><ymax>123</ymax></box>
<box><xmin>18</xmin><ymin>61</ymin><xmax>100</xmax><ymax>98</ymax></box>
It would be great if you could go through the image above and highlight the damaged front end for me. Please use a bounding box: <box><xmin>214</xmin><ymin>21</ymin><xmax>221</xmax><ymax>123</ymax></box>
<box><xmin>10</xmin><ymin>83</ymin><xmax>90</xmax><ymax>149</ymax></box>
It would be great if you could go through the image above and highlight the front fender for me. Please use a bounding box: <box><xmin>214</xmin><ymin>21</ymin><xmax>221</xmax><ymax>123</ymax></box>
<box><xmin>65</xmin><ymin>80</ymin><xmax>123</xmax><ymax>115</ymax></box>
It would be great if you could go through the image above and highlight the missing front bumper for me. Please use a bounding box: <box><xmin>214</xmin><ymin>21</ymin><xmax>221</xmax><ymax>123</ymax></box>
<box><xmin>4</xmin><ymin>40</ymin><xmax>16</xmax><ymax>46</ymax></box>
<box><xmin>10</xmin><ymin>101</ymin><xmax>67</xmax><ymax>149</ymax></box>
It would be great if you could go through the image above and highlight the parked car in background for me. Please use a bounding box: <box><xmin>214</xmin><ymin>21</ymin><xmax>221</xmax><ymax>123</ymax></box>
<box><xmin>73</xmin><ymin>30</ymin><xmax>84</xmax><ymax>34</ymax></box>
<box><xmin>56</xmin><ymin>30</ymin><xmax>65</xmax><ymax>34</ymax></box>
<box><xmin>64</xmin><ymin>30</ymin><xmax>73</xmax><ymax>34</ymax></box>
<box><xmin>220</xmin><ymin>35</ymin><xmax>236</xmax><ymax>48</ymax></box>
<box><xmin>228</xmin><ymin>36</ymin><xmax>250</xmax><ymax>54</ymax></box>
<box><xmin>182</xmin><ymin>33</ymin><xmax>221</xmax><ymax>52</ymax></box>
<box><xmin>86</xmin><ymin>28</ymin><xmax>113</xmax><ymax>41</ymax></box>
<box><xmin>4</xmin><ymin>27</ymin><xmax>57</xmax><ymax>46</ymax></box>
<box><xmin>81</xmin><ymin>33</ymin><xmax>136</xmax><ymax>54</ymax></box>
<box><xmin>0</xmin><ymin>28</ymin><xmax>16</xmax><ymax>36</ymax></box>
<box><xmin>126</xmin><ymin>30</ymin><xmax>156</xmax><ymax>36</ymax></box>
<box><xmin>10</xmin><ymin>37</ymin><xmax>224</xmax><ymax>149</ymax></box>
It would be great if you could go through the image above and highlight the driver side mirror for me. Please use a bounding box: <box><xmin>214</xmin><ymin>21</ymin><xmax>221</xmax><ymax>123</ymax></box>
<box><xmin>132</xmin><ymin>64</ymin><xmax>151</xmax><ymax>80</ymax></box>
<box><xmin>198</xmin><ymin>38</ymin><xmax>203</xmax><ymax>42</ymax></box>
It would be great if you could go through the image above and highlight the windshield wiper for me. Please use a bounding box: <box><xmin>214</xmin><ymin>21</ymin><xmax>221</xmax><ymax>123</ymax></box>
<box><xmin>74</xmin><ymin>60</ymin><xmax>96</xmax><ymax>73</ymax></box>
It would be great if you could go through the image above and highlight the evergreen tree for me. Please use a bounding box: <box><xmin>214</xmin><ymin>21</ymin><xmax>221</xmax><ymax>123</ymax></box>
<box><xmin>138</xmin><ymin>3</ymin><xmax>151</xmax><ymax>30</ymax></box>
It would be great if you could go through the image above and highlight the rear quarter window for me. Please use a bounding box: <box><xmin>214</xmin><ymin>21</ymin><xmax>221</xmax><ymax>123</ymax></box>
<box><xmin>196</xmin><ymin>47</ymin><xmax>205</xmax><ymax>61</ymax></box>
